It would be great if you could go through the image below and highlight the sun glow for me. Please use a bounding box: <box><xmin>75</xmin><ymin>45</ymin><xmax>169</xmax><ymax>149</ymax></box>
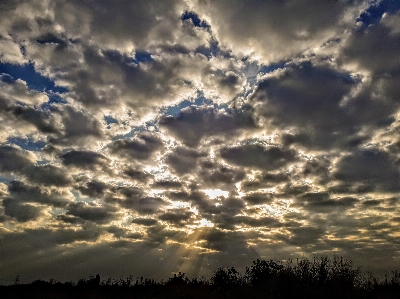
<box><xmin>203</xmin><ymin>189</ymin><xmax>229</xmax><ymax>199</ymax></box>
<box><xmin>198</xmin><ymin>218</ymin><xmax>214</xmax><ymax>228</ymax></box>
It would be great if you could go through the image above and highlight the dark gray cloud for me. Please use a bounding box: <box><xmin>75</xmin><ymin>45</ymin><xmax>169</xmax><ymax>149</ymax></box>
<box><xmin>110</xmin><ymin>132</ymin><xmax>163</xmax><ymax>160</ymax></box>
<box><xmin>217</xmin><ymin>71</ymin><xmax>241</xmax><ymax>91</ymax></box>
<box><xmin>233</xmin><ymin>215</ymin><xmax>281</xmax><ymax>228</ymax></box>
<box><xmin>152</xmin><ymin>180</ymin><xmax>182</xmax><ymax>189</ymax></box>
<box><xmin>241</xmin><ymin>171</ymin><xmax>290</xmax><ymax>191</ymax></box>
<box><xmin>24</xmin><ymin>164</ymin><xmax>71</xmax><ymax>187</ymax></box>
<box><xmin>145</xmin><ymin>223</ymin><xmax>181</xmax><ymax>246</ymax></box>
<box><xmin>0</xmin><ymin>146</ymin><xmax>70</xmax><ymax>186</ymax></box>
<box><xmin>281</xmin><ymin>226</ymin><xmax>325</xmax><ymax>247</ymax></box>
<box><xmin>243</xmin><ymin>192</ymin><xmax>274</xmax><ymax>205</ymax></box>
<box><xmin>220</xmin><ymin>144</ymin><xmax>296</xmax><ymax>170</ymax></box>
<box><xmin>342</xmin><ymin>12</ymin><xmax>400</xmax><ymax>74</ymax></box>
<box><xmin>123</xmin><ymin>167</ymin><xmax>154</xmax><ymax>182</ymax></box>
<box><xmin>66</xmin><ymin>202</ymin><xmax>117</xmax><ymax>223</ymax></box>
<box><xmin>7</xmin><ymin>180</ymin><xmax>70</xmax><ymax>207</ymax></box>
<box><xmin>119</xmin><ymin>195</ymin><xmax>166</xmax><ymax>215</ymax></box>
<box><xmin>328</xmin><ymin>182</ymin><xmax>375</xmax><ymax>194</ymax></box>
<box><xmin>53</xmin><ymin>106</ymin><xmax>104</xmax><ymax>144</ymax></box>
<box><xmin>9</xmin><ymin>104</ymin><xmax>59</xmax><ymax>134</ymax></box>
<box><xmin>0</xmin><ymin>145</ymin><xmax>35</xmax><ymax>172</ymax></box>
<box><xmin>296</xmin><ymin>192</ymin><xmax>358</xmax><ymax>213</ymax></box>
<box><xmin>158</xmin><ymin>209</ymin><xmax>194</xmax><ymax>227</ymax></box>
<box><xmin>132</xmin><ymin>218</ymin><xmax>158</xmax><ymax>226</ymax></box>
<box><xmin>78</xmin><ymin>180</ymin><xmax>109</xmax><ymax>198</ymax></box>
<box><xmin>301</xmin><ymin>157</ymin><xmax>331</xmax><ymax>184</ymax></box>
<box><xmin>167</xmin><ymin>189</ymin><xmax>226</xmax><ymax>215</ymax></box>
<box><xmin>165</xmin><ymin>146</ymin><xmax>206</xmax><ymax>175</ymax></box>
<box><xmin>195</xmin><ymin>0</ymin><xmax>366</xmax><ymax>61</ymax></box>
<box><xmin>334</xmin><ymin>150</ymin><xmax>400</xmax><ymax>191</ymax></box>
<box><xmin>159</xmin><ymin>106</ymin><xmax>255</xmax><ymax>147</ymax></box>
<box><xmin>57</xmin><ymin>214</ymin><xmax>85</xmax><ymax>225</ymax></box>
<box><xmin>61</xmin><ymin>150</ymin><xmax>110</xmax><ymax>170</ymax></box>
<box><xmin>199</xmin><ymin>161</ymin><xmax>245</xmax><ymax>189</ymax></box>
<box><xmin>251</xmin><ymin>62</ymin><xmax>364</xmax><ymax>149</ymax></box>
<box><xmin>57</xmin><ymin>0</ymin><xmax>182</xmax><ymax>49</ymax></box>
<box><xmin>2</xmin><ymin>197</ymin><xmax>42</xmax><ymax>222</ymax></box>
<box><xmin>68</xmin><ymin>47</ymin><xmax>191</xmax><ymax>110</ymax></box>
<box><xmin>199</xmin><ymin>228</ymin><xmax>251</xmax><ymax>255</ymax></box>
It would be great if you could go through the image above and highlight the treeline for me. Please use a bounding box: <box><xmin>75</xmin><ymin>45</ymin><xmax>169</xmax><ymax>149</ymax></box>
<box><xmin>1</xmin><ymin>256</ymin><xmax>400</xmax><ymax>299</ymax></box>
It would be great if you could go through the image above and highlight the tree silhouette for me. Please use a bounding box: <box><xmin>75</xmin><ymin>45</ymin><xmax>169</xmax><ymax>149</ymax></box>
<box><xmin>1</xmin><ymin>256</ymin><xmax>400</xmax><ymax>299</ymax></box>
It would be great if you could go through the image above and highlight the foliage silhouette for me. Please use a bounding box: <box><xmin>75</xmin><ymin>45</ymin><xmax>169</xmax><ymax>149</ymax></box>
<box><xmin>1</xmin><ymin>256</ymin><xmax>400</xmax><ymax>299</ymax></box>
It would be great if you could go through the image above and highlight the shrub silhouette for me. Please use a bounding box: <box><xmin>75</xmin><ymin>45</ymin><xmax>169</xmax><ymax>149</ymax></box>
<box><xmin>166</xmin><ymin>272</ymin><xmax>189</xmax><ymax>286</ymax></box>
<box><xmin>211</xmin><ymin>267</ymin><xmax>243</xmax><ymax>288</ymax></box>
<box><xmin>245</xmin><ymin>259</ymin><xmax>283</xmax><ymax>287</ymax></box>
<box><xmin>1</xmin><ymin>256</ymin><xmax>400</xmax><ymax>299</ymax></box>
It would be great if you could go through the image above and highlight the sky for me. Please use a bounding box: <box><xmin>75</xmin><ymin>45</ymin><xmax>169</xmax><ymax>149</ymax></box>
<box><xmin>1</xmin><ymin>0</ymin><xmax>400</xmax><ymax>284</ymax></box>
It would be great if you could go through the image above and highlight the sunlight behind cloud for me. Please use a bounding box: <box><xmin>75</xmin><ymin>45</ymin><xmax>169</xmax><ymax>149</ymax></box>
<box><xmin>198</xmin><ymin>218</ymin><xmax>214</xmax><ymax>228</ymax></box>
<box><xmin>202</xmin><ymin>189</ymin><xmax>229</xmax><ymax>199</ymax></box>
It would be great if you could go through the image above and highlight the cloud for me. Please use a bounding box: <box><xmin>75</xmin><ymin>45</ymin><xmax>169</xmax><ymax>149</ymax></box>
<box><xmin>0</xmin><ymin>38</ymin><xmax>26</xmax><ymax>64</ymax></box>
<box><xmin>132</xmin><ymin>218</ymin><xmax>158</xmax><ymax>226</ymax></box>
<box><xmin>199</xmin><ymin>228</ymin><xmax>251</xmax><ymax>254</ymax></box>
<box><xmin>194</xmin><ymin>0</ymin><xmax>367</xmax><ymax>62</ymax></box>
<box><xmin>241</xmin><ymin>171</ymin><xmax>290</xmax><ymax>191</ymax></box>
<box><xmin>167</xmin><ymin>189</ymin><xmax>222</xmax><ymax>215</ymax></box>
<box><xmin>52</xmin><ymin>105</ymin><xmax>104</xmax><ymax>144</ymax></box>
<box><xmin>60</xmin><ymin>150</ymin><xmax>110</xmax><ymax>170</ymax></box>
<box><xmin>145</xmin><ymin>223</ymin><xmax>180</xmax><ymax>246</ymax></box>
<box><xmin>199</xmin><ymin>160</ymin><xmax>245</xmax><ymax>189</ymax></box>
<box><xmin>7</xmin><ymin>180</ymin><xmax>71</xmax><ymax>207</ymax></box>
<box><xmin>243</xmin><ymin>192</ymin><xmax>274</xmax><ymax>205</ymax></box>
<box><xmin>282</xmin><ymin>226</ymin><xmax>325</xmax><ymax>247</ymax></box>
<box><xmin>110</xmin><ymin>131</ymin><xmax>163</xmax><ymax>160</ymax></box>
<box><xmin>25</xmin><ymin>164</ymin><xmax>71</xmax><ymax>187</ymax></box>
<box><xmin>233</xmin><ymin>215</ymin><xmax>281</xmax><ymax>228</ymax></box>
<box><xmin>165</xmin><ymin>146</ymin><xmax>206</xmax><ymax>175</ymax></box>
<box><xmin>159</xmin><ymin>106</ymin><xmax>255</xmax><ymax>147</ymax></box>
<box><xmin>2</xmin><ymin>198</ymin><xmax>43</xmax><ymax>223</ymax></box>
<box><xmin>152</xmin><ymin>180</ymin><xmax>182</xmax><ymax>189</ymax></box>
<box><xmin>0</xmin><ymin>77</ymin><xmax>48</xmax><ymax>106</ymax></box>
<box><xmin>251</xmin><ymin>62</ymin><xmax>366</xmax><ymax>149</ymax></box>
<box><xmin>77</xmin><ymin>180</ymin><xmax>109</xmax><ymax>198</ymax></box>
<box><xmin>12</xmin><ymin>104</ymin><xmax>59</xmax><ymax>133</ymax></box>
<box><xmin>334</xmin><ymin>150</ymin><xmax>400</xmax><ymax>191</ymax></box>
<box><xmin>158</xmin><ymin>209</ymin><xmax>194</xmax><ymax>227</ymax></box>
<box><xmin>343</xmin><ymin>11</ymin><xmax>400</xmax><ymax>74</ymax></box>
<box><xmin>0</xmin><ymin>145</ymin><xmax>36</xmax><ymax>172</ymax></box>
<box><xmin>0</xmin><ymin>146</ymin><xmax>71</xmax><ymax>186</ymax></box>
<box><xmin>220</xmin><ymin>144</ymin><xmax>296</xmax><ymax>170</ymax></box>
<box><xmin>296</xmin><ymin>192</ymin><xmax>358</xmax><ymax>213</ymax></box>
<box><xmin>65</xmin><ymin>201</ymin><xmax>117</xmax><ymax>224</ymax></box>
<box><xmin>116</xmin><ymin>189</ymin><xmax>166</xmax><ymax>215</ymax></box>
<box><xmin>55</xmin><ymin>0</ymin><xmax>184</xmax><ymax>50</ymax></box>
<box><xmin>122</xmin><ymin>167</ymin><xmax>154</xmax><ymax>182</ymax></box>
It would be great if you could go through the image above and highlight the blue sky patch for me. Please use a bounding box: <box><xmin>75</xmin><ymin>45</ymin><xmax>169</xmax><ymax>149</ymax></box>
<box><xmin>0</xmin><ymin>62</ymin><xmax>68</xmax><ymax>93</ymax></box>
<box><xmin>358</xmin><ymin>0</ymin><xmax>400</xmax><ymax>26</ymax></box>
<box><xmin>134</xmin><ymin>51</ymin><xmax>154</xmax><ymax>63</ymax></box>
<box><xmin>7</xmin><ymin>137</ymin><xmax>46</xmax><ymax>151</ymax></box>
<box><xmin>259</xmin><ymin>61</ymin><xmax>286</xmax><ymax>74</ymax></box>
<box><xmin>41</xmin><ymin>93</ymin><xmax>68</xmax><ymax>111</ymax></box>
<box><xmin>104</xmin><ymin>115</ymin><xmax>119</xmax><ymax>125</ymax></box>
<box><xmin>163</xmin><ymin>94</ymin><xmax>214</xmax><ymax>117</ymax></box>
<box><xmin>182</xmin><ymin>11</ymin><xmax>210</xmax><ymax>29</ymax></box>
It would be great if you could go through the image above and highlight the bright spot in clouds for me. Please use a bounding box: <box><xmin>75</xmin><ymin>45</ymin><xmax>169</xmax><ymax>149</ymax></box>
<box><xmin>198</xmin><ymin>218</ymin><xmax>214</xmax><ymax>228</ymax></box>
<box><xmin>202</xmin><ymin>189</ymin><xmax>229</xmax><ymax>199</ymax></box>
